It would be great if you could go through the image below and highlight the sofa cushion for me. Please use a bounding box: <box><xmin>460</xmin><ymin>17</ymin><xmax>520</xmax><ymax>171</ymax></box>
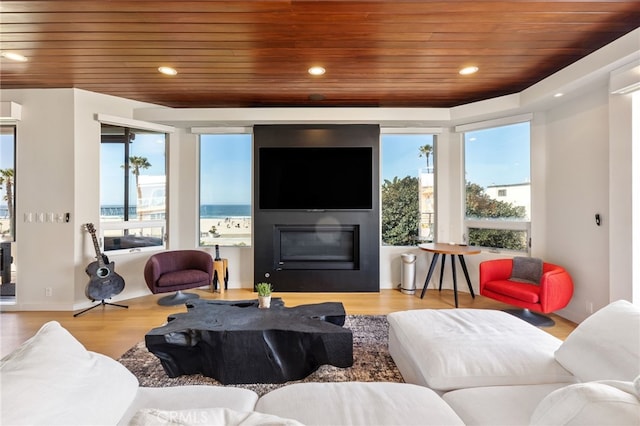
<box><xmin>442</xmin><ymin>383</ymin><xmax>570</xmax><ymax>426</ymax></box>
<box><xmin>129</xmin><ymin>408</ymin><xmax>303</xmax><ymax>426</ymax></box>
<box><xmin>0</xmin><ymin>321</ymin><xmax>139</xmax><ymax>426</ymax></box>
<box><xmin>117</xmin><ymin>386</ymin><xmax>260</xmax><ymax>425</ymax></box>
<box><xmin>482</xmin><ymin>279</ymin><xmax>540</xmax><ymax>303</ymax></box>
<box><xmin>555</xmin><ymin>299</ymin><xmax>640</xmax><ymax>382</ymax></box>
<box><xmin>255</xmin><ymin>382</ymin><xmax>464</xmax><ymax>425</ymax></box>
<box><xmin>530</xmin><ymin>380</ymin><xmax>640</xmax><ymax>426</ymax></box>
<box><xmin>388</xmin><ymin>308</ymin><xmax>575</xmax><ymax>391</ymax></box>
<box><xmin>158</xmin><ymin>269</ymin><xmax>209</xmax><ymax>287</ymax></box>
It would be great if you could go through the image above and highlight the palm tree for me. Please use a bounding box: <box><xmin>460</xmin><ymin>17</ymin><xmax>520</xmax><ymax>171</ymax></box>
<box><xmin>127</xmin><ymin>156</ymin><xmax>151</xmax><ymax>219</ymax></box>
<box><xmin>0</xmin><ymin>168</ymin><xmax>14</xmax><ymax>238</ymax></box>
<box><xmin>418</xmin><ymin>144</ymin><xmax>433</xmax><ymax>169</ymax></box>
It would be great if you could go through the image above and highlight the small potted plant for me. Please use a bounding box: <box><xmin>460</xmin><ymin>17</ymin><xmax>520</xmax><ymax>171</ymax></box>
<box><xmin>256</xmin><ymin>282</ymin><xmax>273</xmax><ymax>309</ymax></box>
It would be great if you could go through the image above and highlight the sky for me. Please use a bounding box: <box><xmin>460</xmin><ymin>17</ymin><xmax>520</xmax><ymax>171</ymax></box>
<box><xmin>0</xmin><ymin>134</ymin><xmax>14</xmax><ymax>170</ymax></box>
<box><xmin>200</xmin><ymin>134</ymin><xmax>252</xmax><ymax>205</ymax></box>
<box><xmin>0</xmin><ymin>124</ymin><xmax>530</xmax><ymax>207</ymax></box>
<box><xmin>112</xmin><ymin>124</ymin><xmax>530</xmax><ymax>206</ymax></box>
<box><xmin>464</xmin><ymin>122</ymin><xmax>531</xmax><ymax>188</ymax></box>
<box><xmin>100</xmin><ymin>132</ymin><xmax>167</xmax><ymax>206</ymax></box>
<box><xmin>381</xmin><ymin>134</ymin><xmax>434</xmax><ymax>181</ymax></box>
<box><xmin>379</xmin><ymin>123</ymin><xmax>530</xmax><ymax>188</ymax></box>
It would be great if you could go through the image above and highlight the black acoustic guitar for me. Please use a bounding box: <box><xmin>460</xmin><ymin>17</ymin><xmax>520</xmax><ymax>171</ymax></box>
<box><xmin>84</xmin><ymin>223</ymin><xmax>125</xmax><ymax>301</ymax></box>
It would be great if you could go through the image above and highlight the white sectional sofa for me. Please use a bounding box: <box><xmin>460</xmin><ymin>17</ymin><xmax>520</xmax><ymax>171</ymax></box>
<box><xmin>0</xmin><ymin>321</ymin><xmax>463</xmax><ymax>426</ymax></box>
<box><xmin>1</xmin><ymin>300</ymin><xmax>639</xmax><ymax>425</ymax></box>
<box><xmin>388</xmin><ymin>299</ymin><xmax>640</xmax><ymax>425</ymax></box>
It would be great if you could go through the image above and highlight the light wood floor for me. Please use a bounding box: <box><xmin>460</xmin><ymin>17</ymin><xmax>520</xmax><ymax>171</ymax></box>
<box><xmin>0</xmin><ymin>289</ymin><xmax>577</xmax><ymax>359</ymax></box>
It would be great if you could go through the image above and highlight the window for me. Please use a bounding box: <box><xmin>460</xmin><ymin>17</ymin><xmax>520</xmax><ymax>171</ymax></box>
<box><xmin>0</xmin><ymin>126</ymin><xmax>16</xmax><ymax>302</ymax></box>
<box><xmin>464</xmin><ymin>121</ymin><xmax>531</xmax><ymax>252</ymax></box>
<box><xmin>199</xmin><ymin>133</ymin><xmax>252</xmax><ymax>247</ymax></box>
<box><xmin>0</xmin><ymin>126</ymin><xmax>16</xmax><ymax>241</ymax></box>
<box><xmin>381</xmin><ymin>133</ymin><xmax>435</xmax><ymax>246</ymax></box>
<box><xmin>100</xmin><ymin>124</ymin><xmax>166</xmax><ymax>252</ymax></box>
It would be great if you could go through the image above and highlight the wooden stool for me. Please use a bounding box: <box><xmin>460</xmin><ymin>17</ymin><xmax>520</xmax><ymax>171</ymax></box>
<box><xmin>212</xmin><ymin>258</ymin><xmax>228</xmax><ymax>293</ymax></box>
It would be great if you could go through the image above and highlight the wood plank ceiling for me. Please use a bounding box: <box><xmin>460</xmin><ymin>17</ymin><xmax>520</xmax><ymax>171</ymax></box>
<box><xmin>1</xmin><ymin>1</ymin><xmax>639</xmax><ymax>108</ymax></box>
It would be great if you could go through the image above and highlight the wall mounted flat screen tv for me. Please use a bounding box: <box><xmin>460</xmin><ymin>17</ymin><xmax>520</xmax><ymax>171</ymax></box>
<box><xmin>259</xmin><ymin>147</ymin><xmax>373</xmax><ymax>210</ymax></box>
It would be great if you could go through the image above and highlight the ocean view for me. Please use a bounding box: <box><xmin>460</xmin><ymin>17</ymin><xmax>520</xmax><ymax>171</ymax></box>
<box><xmin>199</xmin><ymin>204</ymin><xmax>251</xmax><ymax>218</ymax></box>
<box><xmin>100</xmin><ymin>204</ymin><xmax>251</xmax><ymax>219</ymax></box>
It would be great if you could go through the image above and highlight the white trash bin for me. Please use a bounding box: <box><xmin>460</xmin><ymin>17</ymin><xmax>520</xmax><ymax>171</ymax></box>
<box><xmin>400</xmin><ymin>253</ymin><xmax>417</xmax><ymax>295</ymax></box>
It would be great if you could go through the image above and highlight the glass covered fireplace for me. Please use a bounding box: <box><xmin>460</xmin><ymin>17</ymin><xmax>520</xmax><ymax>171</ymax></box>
<box><xmin>274</xmin><ymin>225</ymin><xmax>359</xmax><ymax>270</ymax></box>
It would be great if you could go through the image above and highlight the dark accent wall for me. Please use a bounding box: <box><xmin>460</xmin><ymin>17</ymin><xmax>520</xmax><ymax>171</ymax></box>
<box><xmin>253</xmin><ymin>124</ymin><xmax>380</xmax><ymax>292</ymax></box>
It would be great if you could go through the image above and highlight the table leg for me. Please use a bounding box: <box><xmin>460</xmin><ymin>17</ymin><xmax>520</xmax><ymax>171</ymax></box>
<box><xmin>420</xmin><ymin>253</ymin><xmax>440</xmax><ymax>299</ymax></box>
<box><xmin>223</xmin><ymin>258</ymin><xmax>229</xmax><ymax>290</ymax></box>
<box><xmin>451</xmin><ymin>254</ymin><xmax>459</xmax><ymax>308</ymax></box>
<box><xmin>458</xmin><ymin>255</ymin><xmax>476</xmax><ymax>298</ymax></box>
<box><xmin>438</xmin><ymin>253</ymin><xmax>446</xmax><ymax>291</ymax></box>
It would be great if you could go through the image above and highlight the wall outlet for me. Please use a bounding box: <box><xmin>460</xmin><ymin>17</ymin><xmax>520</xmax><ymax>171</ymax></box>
<box><xmin>45</xmin><ymin>287</ymin><xmax>52</xmax><ymax>297</ymax></box>
<box><xmin>586</xmin><ymin>301</ymin><xmax>593</xmax><ymax>314</ymax></box>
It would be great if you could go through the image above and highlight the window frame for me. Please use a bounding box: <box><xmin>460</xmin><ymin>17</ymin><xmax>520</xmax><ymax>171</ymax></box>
<box><xmin>196</xmin><ymin>128</ymin><xmax>253</xmax><ymax>248</ymax></box>
<box><xmin>97</xmin><ymin>115</ymin><xmax>173</xmax><ymax>254</ymax></box>
<box><xmin>458</xmin><ymin>115</ymin><xmax>532</xmax><ymax>254</ymax></box>
<box><xmin>380</xmin><ymin>128</ymin><xmax>440</xmax><ymax>246</ymax></box>
<box><xmin>0</xmin><ymin>125</ymin><xmax>16</xmax><ymax>242</ymax></box>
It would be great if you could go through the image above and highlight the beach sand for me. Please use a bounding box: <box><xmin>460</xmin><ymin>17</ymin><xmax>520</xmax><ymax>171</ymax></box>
<box><xmin>199</xmin><ymin>217</ymin><xmax>251</xmax><ymax>246</ymax></box>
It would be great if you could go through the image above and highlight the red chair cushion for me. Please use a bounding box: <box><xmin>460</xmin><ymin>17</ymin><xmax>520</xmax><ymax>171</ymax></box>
<box><xmin>483</xmin><ymin>280</ymin><xmax>540</xmax><ymax>304</ymax></box>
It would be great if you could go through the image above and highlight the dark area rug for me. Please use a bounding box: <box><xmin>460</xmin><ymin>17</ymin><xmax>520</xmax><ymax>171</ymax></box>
<box><xmin>118</xmin><ymin>315</ymin><xmax>403</xmax><ymax>396</ymax></box>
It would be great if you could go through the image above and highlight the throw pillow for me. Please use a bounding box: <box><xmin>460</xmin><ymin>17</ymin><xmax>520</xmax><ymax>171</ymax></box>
<box><xmin>1</xmin><ymin>321</ymin><xmax>139</xmax><ymax>426</ymax></box>
<box><xmin>554</xmin><ymin>300</ymin><xmax>640</xmax><ymax>382</ymax></box>
<box><xmin>530</xmin><ymin>381</ymin><xmax>640</xmax><ymax>425</ymax></box>
<box><xmin>510</xmin><ymin>256</ymin><xmax>543</xmax><ymax>284</ymax></box>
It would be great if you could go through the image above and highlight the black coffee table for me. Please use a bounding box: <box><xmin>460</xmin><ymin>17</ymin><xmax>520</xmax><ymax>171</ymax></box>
<box><xmin>145</xmin><ymin>298</ymin><xmax>353</xmax><ymax>384</ymax></box>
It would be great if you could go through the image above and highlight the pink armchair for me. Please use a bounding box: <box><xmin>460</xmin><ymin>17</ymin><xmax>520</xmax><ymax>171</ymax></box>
<box><xmin>479</xmin><ymin>258</ymin><xmax>574</xmax><ymax>326</ymax></box>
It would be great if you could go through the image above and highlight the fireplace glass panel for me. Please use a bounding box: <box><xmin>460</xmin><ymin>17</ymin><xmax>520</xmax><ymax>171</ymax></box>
<box><xmin>275</xmin><ymin>225</ymin><xmax>359</xmax><ymax>270</ymax></box>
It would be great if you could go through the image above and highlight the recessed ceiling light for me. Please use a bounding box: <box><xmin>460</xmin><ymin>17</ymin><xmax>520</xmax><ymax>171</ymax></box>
<box><xmin>459</xmin><ymin>66</ymin><xmax>479</xmax><ymax>75</ymax></box>
<box><xmin>308</xmin><ymin>66</ymin><xmax>326</xmax><ymax>76</ymax></box>
<box><xmin>1</xmin><ymin>52</ymin><xmax>28</xmax><ymax>62</ymax></box>
<box><xmin>158</xmin><ymin>66</ymin><xmax>178</xmax><ymax>76</ymax></box>
<box><xmin>554</xmin><ymin>92</ymin><xmax>564</xmax><ymax>98</ymax></box>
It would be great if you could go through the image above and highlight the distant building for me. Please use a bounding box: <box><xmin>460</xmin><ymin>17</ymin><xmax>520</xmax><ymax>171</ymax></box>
<box><xmin>419</xmin><ymin>167</ymin><xmax>435</xmax><ymax>241</ymax></box>
<box><xmin>486</xmin><ymin>182</ymin><xmax>531</xmax><ymax>219</ymax></box>
<box><xmin>137</xmin><ymin>175</ymin><xmax>166</xmax><ymax>220</ymax></box>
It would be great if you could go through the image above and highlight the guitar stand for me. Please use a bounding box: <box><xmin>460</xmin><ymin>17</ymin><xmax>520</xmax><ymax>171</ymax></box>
<box><xmin>73</xmin><ymin>299</ymin><xmax>128</xmax><ymax>317</ymax></box>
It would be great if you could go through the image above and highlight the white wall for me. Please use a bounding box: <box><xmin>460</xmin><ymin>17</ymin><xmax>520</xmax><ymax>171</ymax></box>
<box><xmin>543</xmin><ymin>84</ymin><xmax>612</xmax><ymax>321</ymax></box>
<box><xmin>0</xmin><ymin>89</ymin><xmax>164</xmax><ymax>310</ymax></box>
<box><xmin>72</xmin><ymin>90</ymin><xmax>169</xmax><ymax>309</ymax></box>
<box><xmin>6</xmin><ymin>89</ymin><xmax>75</xmax><ymax>310</ymax></box>
<box><xmin>608</xmin><ymin>89</ymin><xmax>635</xmax><ymax>304</ymax></box>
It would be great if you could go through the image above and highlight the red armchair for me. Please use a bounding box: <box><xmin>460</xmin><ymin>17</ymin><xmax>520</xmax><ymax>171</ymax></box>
<box><xmin>479</xmin><ymin>258</ymin><xmax>573</xmax><ymax>326</ymax></box>
<box><xmin>144</xmin><ymin>250</ymin><xmax>213</xmax><ymax>306</ymax></box>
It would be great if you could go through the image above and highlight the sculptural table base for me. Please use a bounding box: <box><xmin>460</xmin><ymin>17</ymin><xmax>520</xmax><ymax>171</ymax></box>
<box><xmin>145</xmin><ymin>298</ymin><xmax>353</xmax><ymax>384</ymax></box>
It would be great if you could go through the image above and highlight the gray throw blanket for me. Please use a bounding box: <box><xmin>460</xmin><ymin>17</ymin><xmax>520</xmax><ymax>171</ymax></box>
<box><xmin>510</xmin><ymin>256</ymin><xmax>543</xmax><ymax>284</ymax></box>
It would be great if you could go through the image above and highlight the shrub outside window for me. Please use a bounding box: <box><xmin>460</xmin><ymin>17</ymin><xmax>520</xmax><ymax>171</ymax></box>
<box><xmin>381</xmin><ymin>133</ymin><xmax>435</xmax><ymax>246</ymax></box>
